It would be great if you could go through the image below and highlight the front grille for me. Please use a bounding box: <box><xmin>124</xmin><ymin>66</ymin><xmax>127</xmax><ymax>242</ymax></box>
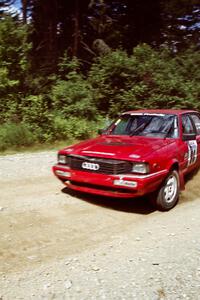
<box><xmin>67</xmin><ymin>155</ymin><xmax>132</xmax><ymax>175</ymax></box>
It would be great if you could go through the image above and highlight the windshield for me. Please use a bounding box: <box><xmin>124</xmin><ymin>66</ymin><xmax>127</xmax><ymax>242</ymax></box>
<box><xmin>107</xmin><ymin>114</ymin><xmax>179</xmax><ymax>138</ymax></box>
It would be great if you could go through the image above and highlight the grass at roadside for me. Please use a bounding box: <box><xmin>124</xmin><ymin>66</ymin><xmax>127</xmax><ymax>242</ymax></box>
<box><xmin>0</xmin><ymin>118</ymin><xmax>105</xmax><ymax>154</ymax></box>
<box><xmin>0</xmin><ymin>140</ymin><xmax>77</xmax><ymax>156</ymax></box>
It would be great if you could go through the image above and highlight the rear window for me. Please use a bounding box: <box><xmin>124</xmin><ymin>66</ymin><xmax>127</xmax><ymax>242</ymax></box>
<box><xmin>190</xmin><ymin>114</ymin><xmax>200</xmax><ymax>135</ymax></box>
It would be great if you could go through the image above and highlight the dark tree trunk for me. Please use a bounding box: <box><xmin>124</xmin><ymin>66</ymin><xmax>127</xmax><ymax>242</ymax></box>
<box><xmin>73</xmin><ymin>0</ymin><xmax>79</xmax><ymax>57</ymax></box>
<box><xmin>22</xmin><ymin>0</ymin><xmax>28</xmax><ymax>23</ymax></box>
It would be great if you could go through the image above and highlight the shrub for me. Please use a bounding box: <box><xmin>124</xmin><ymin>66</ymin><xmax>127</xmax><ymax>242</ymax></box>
<box><xmin>51</xmin><ymin>78</ymin><xmax>97</xmax><ymax>119</ymax></box>
<box><xmin>51</xmin><ymin>58</ymin><xmax>97</xmax><ymax>120</ymax></box>
<box><xmin>20</xmin><ymin>95</ymin><xmax>54</xmax><ymax>142</ymax></box>
<box><xmin>0</xmin><ymin>123</ymin><xmax>36</xmax><ymax>151</ymax></box>
<box><xmin>89</xmin><ymin>44</ymin><xmax>200</xmax><ymax>116</ymax></box>
<box><xmin>0</xmin><ymin>44</ymin><xmax>200</xmax><ymax>151</ymax></box>
<box><xmin>53</xmin><ymin>115</ymin><xmax>106</xmax><ymax>140</ymax></box>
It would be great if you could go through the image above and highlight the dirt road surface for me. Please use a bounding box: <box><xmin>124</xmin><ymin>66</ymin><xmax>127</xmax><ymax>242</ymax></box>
<box><xmin>0</xmin><ymin>151</ymin><xmax>200</xmax><ymax>299</ymax></box>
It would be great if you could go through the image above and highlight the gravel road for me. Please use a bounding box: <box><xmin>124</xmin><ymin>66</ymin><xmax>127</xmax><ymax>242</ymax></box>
<box><xmin>0</xmin><ymin>151</ymin><xmax>200</xmax><ymax>300</ymax></box>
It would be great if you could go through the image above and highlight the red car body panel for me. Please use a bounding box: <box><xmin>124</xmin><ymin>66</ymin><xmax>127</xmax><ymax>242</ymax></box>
<box><xmin>52</xmin><ymin>109</ymin><xmax>200</xmax><ymax>198</ymax></box>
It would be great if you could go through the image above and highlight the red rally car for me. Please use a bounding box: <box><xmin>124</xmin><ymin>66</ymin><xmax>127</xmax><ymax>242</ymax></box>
<box><xmin>53</xmin><ymin>110</ymin><xmax>200</xmax><ymax>211</ymax></box>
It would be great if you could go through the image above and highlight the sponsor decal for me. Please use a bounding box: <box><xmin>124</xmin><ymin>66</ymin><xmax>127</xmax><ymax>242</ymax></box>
<box><xmin>129</xmin><ymin>154</ymin><xmax>141</xmax><ymax>159</ymax></box>
<box><xmin>129</xmin><ymin>113</ymin><xmax>165</xmax><ymax>116</ymax></box>
<box><xmin>187</xmin><ymin>140</ymin><xmax>197</xmax><ymax>166</ymax></box>
<box><xmin>82</xmin><ymin>150</ymin><xmax>115</xmax><ymax>156</ymax></box>
<box><xmin>65</xmin><ymin>148</ymin><xmax>73</xmax><ymax>152</ymax></box>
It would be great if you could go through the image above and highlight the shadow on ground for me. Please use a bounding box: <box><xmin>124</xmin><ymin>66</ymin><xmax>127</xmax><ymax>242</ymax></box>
<box><xmin>61</xmin><ymin>168</ymin><xmax>200</xmax><ymax>214</ymax></box>
<box><xmin>180</xmin><ymin>167</ymin><xmax>200</xmax><ymax>203</ymax></box>
<box><xmin>62</xmin><ymin>187</ymin><xmax>155</xmax><ymax>215</ymax></box>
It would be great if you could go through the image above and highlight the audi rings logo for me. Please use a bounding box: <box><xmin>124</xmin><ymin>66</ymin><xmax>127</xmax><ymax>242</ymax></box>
<box><xmin>82</xmin><ymin>161</ymin><xmax>100</xmax><ymax>171</ymax></box>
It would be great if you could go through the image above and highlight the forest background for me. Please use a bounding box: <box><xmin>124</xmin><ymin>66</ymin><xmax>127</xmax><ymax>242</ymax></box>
<box><xmin>0</xmin><ymin>0</ymin><xmax>199</xmax><ymax>151</ymax></box>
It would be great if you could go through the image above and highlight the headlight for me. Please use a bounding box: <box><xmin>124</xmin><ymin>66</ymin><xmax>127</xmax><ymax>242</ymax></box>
<box><xmin>132</xmin><ymin>163</ymin><xmax>149</xmax><ymax>174</ymax></box>
<box><xmin>58</xmin><ymin>154</ymin><xmax>66</xmax><ymax>164</ymax></box>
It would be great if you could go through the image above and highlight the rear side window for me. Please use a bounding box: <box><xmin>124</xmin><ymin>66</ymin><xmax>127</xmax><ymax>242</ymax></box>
<box><xmin>182</xmin><ymin>115</ymin><xmax>196</xmax><ymax>134</ymax></box>
<box><xmin>190</xmin><ymin>114</ymin><xmax>200</xmax><ymax>135</ymax></box>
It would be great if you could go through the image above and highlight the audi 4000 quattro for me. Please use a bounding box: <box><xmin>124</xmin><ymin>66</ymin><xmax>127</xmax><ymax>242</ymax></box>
<box><xmin>53</xmin><ymin>110</ymin><xmax>200</xmax><ymax>211</ymax></box>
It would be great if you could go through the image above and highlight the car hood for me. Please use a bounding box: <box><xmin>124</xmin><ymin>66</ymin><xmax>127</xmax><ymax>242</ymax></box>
<box><xmin>61</xmin><ymin>135</ymin><xmax>175</xmax><ymax>162</ymax></box>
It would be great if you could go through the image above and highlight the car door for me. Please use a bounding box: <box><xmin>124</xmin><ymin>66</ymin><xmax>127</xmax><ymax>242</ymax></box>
<box><xmin>181</xmin><ymin>114</ymin><xmax>198</xmax><ymax>171</ymax></box>
<box><xmin>190</xmin><ymin>113</ymin><xmax>200</xmax><ymax>167</ymax></box>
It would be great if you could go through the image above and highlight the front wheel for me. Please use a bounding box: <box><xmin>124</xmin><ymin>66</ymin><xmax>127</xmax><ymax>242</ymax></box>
<box><xmin>150</xmin><ymin>170</ymin><xmax>180</xmax><ymax>211</ymax></box>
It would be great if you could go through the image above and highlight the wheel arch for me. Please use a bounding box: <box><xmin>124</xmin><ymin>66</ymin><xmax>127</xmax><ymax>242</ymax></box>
<box><xmin>169</xmin><ymin>161</ymin><xmax>179</xmax><ymax>172</ymax></box>
<box><xmin>167</xmin><ymin>160</ymin><xmax>185</xmax><ymax>190</ymax></box>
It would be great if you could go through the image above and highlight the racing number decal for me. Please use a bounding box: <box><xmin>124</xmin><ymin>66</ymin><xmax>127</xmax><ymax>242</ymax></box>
<box><xmin>187</xmin><ymin>140</ymin><xmax>198</xmax><ymax>166</ymax></box>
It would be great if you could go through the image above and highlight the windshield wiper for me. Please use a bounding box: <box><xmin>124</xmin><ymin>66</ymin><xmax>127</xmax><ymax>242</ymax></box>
<box><xmin>129</xmin><ymin>118</ymin><xmax>153</xmax><ymax>136</ymax></box>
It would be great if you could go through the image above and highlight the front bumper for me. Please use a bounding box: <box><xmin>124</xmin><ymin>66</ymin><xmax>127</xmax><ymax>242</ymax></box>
<box><xmin>52</xmin><ymin>164</ymin><xmax>169</xmax><ymax>198</ymax></box>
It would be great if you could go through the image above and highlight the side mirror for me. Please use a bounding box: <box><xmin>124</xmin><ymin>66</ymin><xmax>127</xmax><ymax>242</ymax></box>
<box><xmin>182</xmin><ymin>133</ymin><xmax>196</xmax><ymax>141</ymax></box>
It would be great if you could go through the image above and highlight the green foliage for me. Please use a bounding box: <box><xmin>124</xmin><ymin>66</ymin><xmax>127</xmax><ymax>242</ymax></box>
<box><xmin>21</xmin><ymin>95</ymin><xmax>52</xmax><ymax>127</ymax></box>
<box><xmin>0</xmin><ymin>41</ymin><xmax>200</xmax><ymax>151</ymax></box>
<box><xmin>89</xmin><ymin>44</ymin><xmax>200</xmax><ymax>116</ymax></box>
<box><xmin>51</xmin><ymin>56</ymin><xmax>97</xmax><ymax>119</ymax></box>
<box><xmin>58</xmin><ymin>54</ymin><xmax>80</xmax><ymax>77</ymax></box>
<box><xmin>0</xmin><ymin>17</ymin><xmax>31</xmax><ymax>123</ymax></box>
<box><xmin>0</xmin><ymin>17</ymin><xmax>31</xmax><ymax>78</ymax></box>
<box><xmin>19</xmin><ymin>95</ymin><xmax>54</xmax><ymax>142</ymax></box>
<box><xmin>89</xmin><ymin>50</ymin><xmax>137</xmax><ymax>116</ymax></box>
<box><xmin>0</xmin><ymin>67</ymin><xmax>18</xmax><ymax>90</ymax></box>
<box><xmin>0</xmin><ymin>123</ymin><xmax>36</xmax><ymax>151</ymax></box>
<box><xmin>0</xmin><ymin>4</ymin><xmax>199</xmax><ymax>152</ymax></box>
<box><xmin>53</xmin><ymin>115</ymin><xmax>105</xmax><ymax>140</ymax></box>
<box><xmin>51</xmin><ymin>78</ymin><xmax>96</xmax><ymax>119</ymax></box>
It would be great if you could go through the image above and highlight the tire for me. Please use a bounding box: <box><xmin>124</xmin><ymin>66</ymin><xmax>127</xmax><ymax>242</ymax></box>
<box><xmin>150</xmin><ymin>170</ymin><xmax>180</xmax><ymax>211</ymax></box>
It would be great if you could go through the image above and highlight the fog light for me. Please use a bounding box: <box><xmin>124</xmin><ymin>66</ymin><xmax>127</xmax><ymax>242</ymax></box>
<box><xmin>55</xmin><ymin>170</ymin><xmax>71</xmax><ymax>177</ymax></box>
<box><xmin>113</xmin><ymin>179</ymin><xmax>137</xmax><ymax>188</ymax></box>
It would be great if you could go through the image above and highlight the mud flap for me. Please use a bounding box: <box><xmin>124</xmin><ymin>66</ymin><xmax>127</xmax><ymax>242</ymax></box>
<box><xmin>179</xmin><ymin>170</ymin><xmax>185</xmax><ymax>190</ymax></box>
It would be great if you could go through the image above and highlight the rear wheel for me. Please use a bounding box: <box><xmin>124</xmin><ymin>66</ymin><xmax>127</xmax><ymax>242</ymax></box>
<box><xmin>150</xmin><ymin>170</ymin><xmax>180</xmax><ymax>211</ymax></box>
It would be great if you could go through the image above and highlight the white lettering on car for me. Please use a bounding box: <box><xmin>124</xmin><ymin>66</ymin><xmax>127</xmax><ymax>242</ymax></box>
<box><xmin>129</xmin><ymin>154</ymin><xmax>141</xmax><ymax>159</ymax></box>
<box><xmin>187</xmin><ymin>140</ymin><xmax>198</xmax><ymax>166</ymax></box>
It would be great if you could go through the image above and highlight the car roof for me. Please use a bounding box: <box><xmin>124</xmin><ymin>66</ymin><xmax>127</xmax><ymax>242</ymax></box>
<box><xmin>123</xmin><ymin>109</ymin><xmax>198</xmax><ymax>116</ymax></box>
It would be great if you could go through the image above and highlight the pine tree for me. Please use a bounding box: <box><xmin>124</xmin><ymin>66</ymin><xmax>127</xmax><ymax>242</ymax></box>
<box><xmin>0</xmin><ymin>0</ymin><xmax>15</xmax><ymax>18</ymax></box>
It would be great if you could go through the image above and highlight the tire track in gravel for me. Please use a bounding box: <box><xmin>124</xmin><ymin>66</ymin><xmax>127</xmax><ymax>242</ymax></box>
<box><xmin>0</xmin><ymin>175</ymin><xmax>152</xmax><ymax>274</ymax></box>
<box><xmin>0</xmin><ymin>152</ymin><xmax>199</xmax><ymax>275</ymax></box>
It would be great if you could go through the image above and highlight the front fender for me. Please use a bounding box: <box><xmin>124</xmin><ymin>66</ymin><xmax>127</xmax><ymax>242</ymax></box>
<box><xmin>165</xmin><ymin>159</ymin><xmax>185</xmax><ymax>190</ymax></box>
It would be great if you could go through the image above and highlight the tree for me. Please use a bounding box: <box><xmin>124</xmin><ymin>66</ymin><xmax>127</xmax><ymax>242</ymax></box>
<box><xmin>30</xmin><ymin>0</ymin><xmax>59</xmax><ymax>72</ymax></box>
<box><xmin>26</xmin><ymin>0</ymin><xmax>200</xmax><ymax>73</ymax></box>
<box><xmin>160</xmin><ymin>0</ymin><xmax>200</xmax><ymax>50</ymax></box>
<box><xmin>0</xmin><ymin>16</ymin><xmax>31</xmax><ymax>122</ymax></box>
<box><xmin>30</xmin><ymin>0</ymin><xmax>91</xmax><ymax>73</ymax></box>
<box><xmin>0</xmin><ymin>0</ymin><xmax>15</xmax><ymax>19</ymax></box>
<box><xmin>122</xmin><ymin>0</ymin><xmax>162</xmax><ymax>51</ymax></box>
<box><xmin>21</xmin><ymin>0</ymin><xmax>32</xmax><ymax>24</ymax></box>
